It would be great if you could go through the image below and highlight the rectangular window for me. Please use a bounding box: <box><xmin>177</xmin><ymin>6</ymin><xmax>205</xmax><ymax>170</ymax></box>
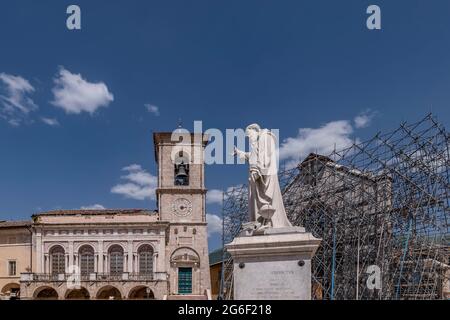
<box><xmin>8</xmin><ymin>260</ymin><xmax>16</xmax><ymax>276</ymax></box>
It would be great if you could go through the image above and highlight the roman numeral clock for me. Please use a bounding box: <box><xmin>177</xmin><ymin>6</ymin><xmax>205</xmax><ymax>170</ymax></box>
<box><xmin>172</xmin><ymin>198</ymin><xmax>193</xmax><ymax>217</ymax></box>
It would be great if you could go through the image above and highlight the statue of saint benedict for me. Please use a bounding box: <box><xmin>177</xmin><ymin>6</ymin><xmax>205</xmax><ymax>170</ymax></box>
<box><xmin>233</xmin><ymin>124</ymin><xmax>292</xmax><ymax>232</ymax></box>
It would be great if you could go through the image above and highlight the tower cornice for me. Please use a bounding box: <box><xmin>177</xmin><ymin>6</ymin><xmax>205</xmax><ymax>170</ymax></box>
<box><xmin>152</xmin><ymin>132</ymin><xmax>209</xmax><ymax>162</ymax></box>
<box><xmin>156</xmin><ymin>188</ymin><xmax>207</xmax><ymax>195</ymax></box>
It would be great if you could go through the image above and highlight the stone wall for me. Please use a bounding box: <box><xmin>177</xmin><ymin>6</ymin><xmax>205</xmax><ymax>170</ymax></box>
<box><xmin>0</xmin><ymin>227</ymin><xmax>33</xmax><ymax>296</ymax></box>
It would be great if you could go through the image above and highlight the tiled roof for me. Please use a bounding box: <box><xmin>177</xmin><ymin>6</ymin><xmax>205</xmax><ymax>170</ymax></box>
<box><xmin>33</xmin><ymin>209</ymin><xmax>156</xmax><ymax>217</ymax></box>
<box><xmin>0</xmin><ymin>220</ymin><xmax>32</xmax><ymax>228</ymax></box>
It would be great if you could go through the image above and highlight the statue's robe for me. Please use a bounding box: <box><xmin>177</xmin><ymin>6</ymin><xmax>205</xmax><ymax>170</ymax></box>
<box><xmin>243</xmin><ymin>129</ymin><xmax>292</xmax><ymax>228</ymax></box>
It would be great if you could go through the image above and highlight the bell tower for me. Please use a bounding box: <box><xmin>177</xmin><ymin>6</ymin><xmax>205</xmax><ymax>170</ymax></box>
<box><xmin>153</xmin><ymin>130</ymin><xmax>211</xmax><ymax>296</ymax></box>
<box><xmin>153</xmin><ymin>131</ymin><xmax>208</xmax><ymax>222</ymax></box>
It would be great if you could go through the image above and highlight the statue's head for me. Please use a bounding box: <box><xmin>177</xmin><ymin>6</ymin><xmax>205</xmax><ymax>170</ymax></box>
<box><xmin>245</xmin><ymin>123</ymin><xmax>260</xmax><ymax>141</ymax></box>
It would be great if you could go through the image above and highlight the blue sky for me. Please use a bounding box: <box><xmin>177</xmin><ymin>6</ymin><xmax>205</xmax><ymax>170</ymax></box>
<box><xmin>0</xmin><ymin>0</ymin><xmax>449</xmax><ymax>251</ymax></box>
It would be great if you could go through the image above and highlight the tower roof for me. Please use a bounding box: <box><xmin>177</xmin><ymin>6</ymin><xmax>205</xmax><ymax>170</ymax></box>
<box><xmin>152</xmin><ymin>132</ymin><xmax>209</xmax><ymax>162</ymax></box>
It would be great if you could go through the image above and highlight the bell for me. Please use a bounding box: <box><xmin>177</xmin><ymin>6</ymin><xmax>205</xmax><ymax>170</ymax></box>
<box><xmin>176</xmin><ymin>164</ymin><xmax>188</xmax><ymax>177</ymax></box>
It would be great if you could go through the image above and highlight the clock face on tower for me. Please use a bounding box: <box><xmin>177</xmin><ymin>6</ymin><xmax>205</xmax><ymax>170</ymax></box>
<box><xmin>172</xmin><ymin>198</ymin><xmax>193</xmax><ymax>217</ymax></box>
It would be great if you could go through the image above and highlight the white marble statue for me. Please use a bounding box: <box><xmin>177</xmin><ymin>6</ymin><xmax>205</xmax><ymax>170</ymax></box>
<box><xmin>233</xmin><ymin>124</ymin><xmax>292</xmax><ymax>232</ymax></box>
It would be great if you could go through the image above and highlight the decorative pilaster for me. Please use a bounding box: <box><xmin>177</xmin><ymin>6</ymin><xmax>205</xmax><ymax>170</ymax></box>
<box><xmin>65</xmin><ymin>254</ymin><xmax>70</xmax><ymax>272</ymax></box>
<box><xmin>44</xmin><ymin>253</ymin><xmax>49</xmax><ymax>274</ymax></box>
<box><xmin>94</xmin><ymin>253</ymin><xmax>98</xmax><ymax>273</ymax></box>
<box><xmin>127</xmin><ymin>241</ymin><xmax>133</xmax><ymax>273</ymax></box>
<box><xmin>68</xmin><ymin>241</ymin><xmax>74</xmax><ymax>269</ymax></box>
<box><xmin>133</xmin><ymin>253</ymin><xmax>138</xmax><ymax>273</ymax></box>
<box><xmin>124</xmin><ymin>253</ymin><xmax>128</xmax><ymax>272</ymax></box>
<box><xmin>35</xmin><ymin>231</ymin><xmax>42</xmax><ymax>273</ymax></box>
<box><xmin>73</xmin><ymin>253</ymin><xmax>79</xmax><ymax>270</ymax></box>
<box><xmin>98</xmin><ymin>241</ymin><xmax>103</xmax><ymax>273</ymax></box>
<box><xmin>153</xmin><ymin>252</ymin><xmax>158</xmax><ymax>273</ymax></box>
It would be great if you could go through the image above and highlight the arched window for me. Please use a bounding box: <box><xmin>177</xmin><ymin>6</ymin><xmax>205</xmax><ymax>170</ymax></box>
<box><xmin>174</xmin><ymin>151</ymin><xmax>189</xmax><ymax>186</ymax></box>
<box><xmin>50</xmin><ymin>246</ymin><xmax>65</xmax><ymax>275</ymax></box>
<box><xmin>138</xmin><ymin>245</ymin><xmax>154</xmax><ymax>275</ymax></box>
<box><xmin>109</xmin><ymin>245</ymin><xmax>124</xmax><ymax>275</ymax></box>
<box><xmin>79</xmin><ymin>245</ymin><xmax>95</xmax><ymax>275</ymax></box>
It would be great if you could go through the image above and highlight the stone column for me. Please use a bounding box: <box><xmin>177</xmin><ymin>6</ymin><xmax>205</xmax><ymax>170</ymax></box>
<box><xmin>68</xmin><ymin>241</ymin><xmax>74</xmax><ymax>269</ymax></box>
<box><xmin>35</xmin><ymin>231</ymin><xmax>42</xmax><ymax>273</ymax></box>
<box><xmin>41</xmin><ymin>241</ymin><xmax>45</xmax><ymax>273</ymax></box>
<box><xmin>94</xmin><ymin>253</ymin><xmax>98</xmax><ymax>273</ymax></box>
<box><xmin>65</xmin><ymin>254</ymin><xmax>70</xmax><ymax>273</ymax></box>
<box><xmin>98</xmin><ymin>241</ymin><xmax>103</xmax><ymax>273</ymax></box>
<box><xmin>153</xmin><ymin>252</ymin><xmax>158</xmax><ymax>274</ymax></box>
<box><xmin>225</xmin><ymin>227</ymin><xmax>321</xmax><ymax>300</ymax></box>
<box><xmin>134</xmin><ymin>253</ymin><xmax>138</xmax><ymax>273</ymax></box>
<box><xmin>44</xmin><ymin>253</ymin><xmax>49</xmax><ymax>274</ymax></box>
<box><xmin>74</xmin><ymin>254</ymin><xmax>79</xmax><ymax>272</ymax></box>
<box><xmin>127</xmin><ymin>241</ymin><xmax>133</xmax><ymax>274</ymax></box>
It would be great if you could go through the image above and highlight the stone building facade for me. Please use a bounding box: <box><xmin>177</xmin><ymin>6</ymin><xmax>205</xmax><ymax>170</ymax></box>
<box><xmin>0</xmin><ymin>221</ymin><xmax>32</xmax><ymax>299</ymax></box>
<box><xmin>0</xmin><ymin>131</ymin><xmax>211</xmax><ymax>300</ymax></box>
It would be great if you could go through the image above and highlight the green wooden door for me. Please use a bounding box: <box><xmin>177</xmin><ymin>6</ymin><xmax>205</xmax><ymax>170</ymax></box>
<box><xmin>178</xmin><ymin>267</ymin><xmax>192</xmax><ymax>294</ymax></box>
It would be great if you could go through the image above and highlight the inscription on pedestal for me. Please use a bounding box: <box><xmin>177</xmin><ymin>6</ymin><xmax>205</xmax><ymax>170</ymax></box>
<box><xmin>234</xmin><ymin>259</ymin><xmax>311</xmax><ymax>300</ymax></box>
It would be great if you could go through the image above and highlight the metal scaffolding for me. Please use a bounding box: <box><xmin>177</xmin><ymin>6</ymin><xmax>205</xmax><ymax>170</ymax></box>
<box><xmin>220</xmin><ymin>114</ymin><xmax>450</xmax><ymax>300</ymax></box>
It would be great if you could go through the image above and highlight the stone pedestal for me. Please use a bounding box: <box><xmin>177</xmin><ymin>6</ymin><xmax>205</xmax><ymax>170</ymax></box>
<box><xmin>225</xmin><ymin>227</ymin><xmax>321</xmax><ymax>300</ymax></box>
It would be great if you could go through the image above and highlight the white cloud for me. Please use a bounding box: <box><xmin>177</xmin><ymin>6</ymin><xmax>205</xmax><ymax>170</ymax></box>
<box><xmin>111</xmin><ymin>164</ymin><xmax>157</xmax><ymax>200</ymax></box>
<box><xmin>40</xmin><ymin>117</ymin><xmax>60</xmax><ymax>126</ymax></box>
<box><xmin>123</xmin><ymin>164</ymin><xmax>142</xmax><ymax>171</ymax></box>
<box><xmin>80</xmin><ymin>204</ymin><xmax>106</xmax><ymax>210</ymax></box>
<box><xmin>206</xmin><ymin>213</ymin><xmax>222</xmax><ymax>237</ymax></box>
<box><xmin>145</xmin><ymin>104</ymin><xmax>160</xmax><ymax>116</ymax></box>
<box><xmin>7</xmin><ymin>119</ymin><xmax>21</xmax><ymax>127</ymax></box>
<box><xmin>0</xmin><ymin>73</ymin><xmax>38</xmax><ymax>126</ymax></box>
<box><xmin>51</xmin><ymin>67</ymin><xmax>114</xmax><ymax>114</ymax></box>
<box><xmin>354</xmin><ymin>110</ymin><xmax>375</xmax><ymax>128</ymax></box>
<box><xmin>279</xmin><ymin>120</ymin><xmax>356</xmax><ymax>168</ymax></box>
<box><xmin>206</xmin><ymin>189</ymin><xmax>224</xmax><ymax>205</ymax></box>
<box><xmin>207</xmin><ymin>185</ymin><xmax>246</xmax><ymax>204</ymax></box>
